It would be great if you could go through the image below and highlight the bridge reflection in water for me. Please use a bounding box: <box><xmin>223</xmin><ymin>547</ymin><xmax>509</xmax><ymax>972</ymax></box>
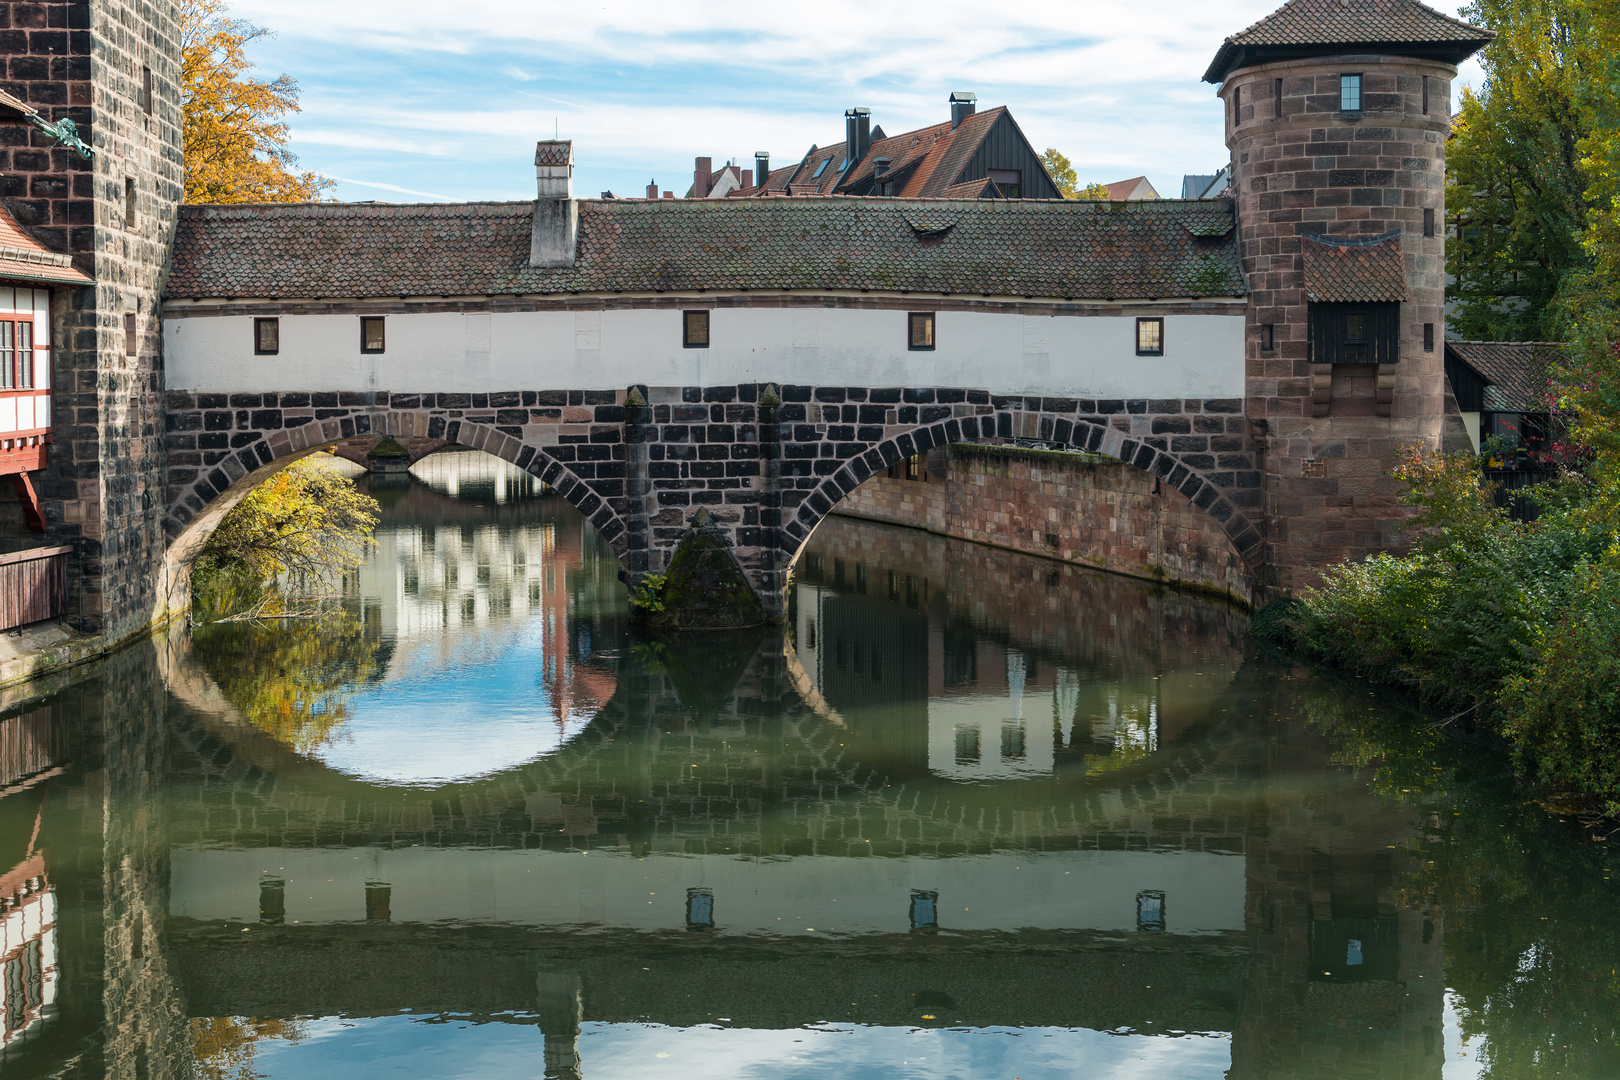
<box><xmin>0</xmin><ymin>459</ymin><xmax>1510</xmax><ymax>1079</ymax></box>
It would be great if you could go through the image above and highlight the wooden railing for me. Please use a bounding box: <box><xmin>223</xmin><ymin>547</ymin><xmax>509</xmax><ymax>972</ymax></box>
<box><xmin>0</xmin><ymin>544</ymin><xmax>68</xmax><ymax>632</ymax></box>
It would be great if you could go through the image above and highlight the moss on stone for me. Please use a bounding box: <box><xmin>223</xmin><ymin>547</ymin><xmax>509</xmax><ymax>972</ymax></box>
<box><xmin>366</xmin><ymin>435</ymin><xmax>408</xmax><ymax>459</ymax></box>
<box><xmin>636</xmin><ymin>523</ymin><xmax>766</xmax><ymax>631</ymax></box>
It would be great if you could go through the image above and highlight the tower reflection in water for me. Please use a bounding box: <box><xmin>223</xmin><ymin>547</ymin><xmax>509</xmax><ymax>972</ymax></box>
<box><xmin>0</xmin><ymin>454</ymin><xmax>1609</xmax><ymax>1078</ymax></box>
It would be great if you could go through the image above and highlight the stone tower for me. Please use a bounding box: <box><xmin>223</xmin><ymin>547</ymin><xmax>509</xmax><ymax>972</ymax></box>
<box><xmin>1207</xmin><ymin>0</ymin><xmax>1492</xmax><ymax>591</ymax></box>
<box><xmin>0</xmin><ymin>0</ymin><xmax>183</xmax><ymax>637</ymax></box>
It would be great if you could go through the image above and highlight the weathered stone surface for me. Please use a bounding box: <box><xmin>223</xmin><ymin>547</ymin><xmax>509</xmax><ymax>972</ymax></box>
<box><xmin>639</xmin><ymin>516</ymin><xmax>768</xmax><ymax>630</ymax></box>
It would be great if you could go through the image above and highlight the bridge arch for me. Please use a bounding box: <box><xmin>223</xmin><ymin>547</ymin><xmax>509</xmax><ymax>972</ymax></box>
<box><xmin>162</xmin><ymin>406</ymin><xmax>632</xmax><ymax>593</ymax></box>
<box><xmin>772</xmin><ymin>403</ymin><xmax>1263</xmax><ymax>601</ymax></box>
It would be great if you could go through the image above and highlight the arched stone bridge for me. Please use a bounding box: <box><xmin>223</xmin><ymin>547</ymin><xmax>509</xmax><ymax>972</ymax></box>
<box><xmin>162</xmin><ymin>384</ymin><xmax>1262</xmax><ymax>617</ymax></box>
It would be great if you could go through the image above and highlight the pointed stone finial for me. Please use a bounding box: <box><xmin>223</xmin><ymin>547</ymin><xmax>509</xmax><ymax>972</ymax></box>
<box><xmin>693</xmin><ymin>507</ymin><xmax>713</xmax><ymax>528</ymax></box>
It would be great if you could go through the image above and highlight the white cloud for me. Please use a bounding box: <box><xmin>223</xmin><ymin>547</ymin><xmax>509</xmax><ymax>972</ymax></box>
<box><xmin>232</xmin><ymin>0</ymin><xmax>1487</xmax><ymax>201</ymax></box>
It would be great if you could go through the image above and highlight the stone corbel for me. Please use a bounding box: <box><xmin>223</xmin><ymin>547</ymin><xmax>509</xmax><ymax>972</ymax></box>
<box><xmin>1310</xmin><ymin>363</ymin><xmax>1333</xmax><ymax>418</ymax></box>
<box><xmin>1375</xmin><ymin>369</ymin><xmax>1395</xmax><ymax>418</ymax></box>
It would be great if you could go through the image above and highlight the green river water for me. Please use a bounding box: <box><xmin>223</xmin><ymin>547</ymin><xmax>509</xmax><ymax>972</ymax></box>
<box><xmin>0</xmin><ymin>451</ymin><xmax>1615</xmax><ymax>1079</ymax></box>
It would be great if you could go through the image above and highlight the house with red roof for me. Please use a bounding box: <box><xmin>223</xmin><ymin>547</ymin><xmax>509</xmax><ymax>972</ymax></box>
<box><xmin>744</xmin><ymin>93</ymin><xmax>1062</xmax><ymax>200</ymax></box>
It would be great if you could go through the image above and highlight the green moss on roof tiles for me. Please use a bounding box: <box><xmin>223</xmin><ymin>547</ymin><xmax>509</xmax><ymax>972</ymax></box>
<box><xmin>165</xmin><ymin>197</ymin><xmax>1247</xmax><ymax>302</ymax></box>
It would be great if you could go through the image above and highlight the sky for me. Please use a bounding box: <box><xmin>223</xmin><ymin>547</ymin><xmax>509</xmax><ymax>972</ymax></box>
<box><xmin>229</xmin><ymin>0</ymin><xmax>1485</xmax><ymax>205</ymax></box>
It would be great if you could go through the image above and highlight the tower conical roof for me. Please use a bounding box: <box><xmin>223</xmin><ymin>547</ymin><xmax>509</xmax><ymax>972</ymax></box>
<box><xmin>1204</xmin><ymin>0</ymin><xmax>1493</xmax><ymax>83</ymax></box>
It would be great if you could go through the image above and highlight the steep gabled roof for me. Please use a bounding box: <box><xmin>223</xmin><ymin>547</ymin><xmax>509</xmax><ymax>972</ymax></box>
<box><xmin>166</xmin><ymin>197</ymin><xmax>1245</xmax><ymax>302</ymax></box>
<box><xmin>1204</xmin><ymin>0</ymin><xmax>1493</xmax><ymax>83</ymax></box>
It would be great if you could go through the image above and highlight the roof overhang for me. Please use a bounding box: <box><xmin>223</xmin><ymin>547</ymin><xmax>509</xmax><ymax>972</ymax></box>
<box><xmin>1204</xmin><ymin>38</ymin><xmax>1490</xmax><ymax>84</ymax></box>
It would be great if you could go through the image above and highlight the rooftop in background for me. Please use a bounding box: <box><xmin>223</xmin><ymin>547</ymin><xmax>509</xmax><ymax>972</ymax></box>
<box><xmin>1204</xmin><ymin>0</ymin><xmax>1495</xmax><ymax>83</ymax></box>
<box><xmin>165</xmin><ymin>197</ymin><xmax>1243</xmax><ymax>302</ymax></box>
<box><xmin>747</xmin><ymin>95</ymin><xmax>1060</xmax><ymax>202</ymax></box>
<box><xmin>1104</xmin><ymin>177</ymin><xmax>1161</xmax><ymax>202</ymax></box>
<box><xmin>1445</xmin><ymin>340</ymin><xmax>1561</xmax><ymax>414</ymax></box>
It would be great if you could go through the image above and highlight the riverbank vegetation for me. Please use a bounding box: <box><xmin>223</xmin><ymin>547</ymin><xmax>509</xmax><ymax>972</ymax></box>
<box><xmin>190</xmin><ymin>456</ymin><xmax>379</xmax><ymax>621</ymax></box>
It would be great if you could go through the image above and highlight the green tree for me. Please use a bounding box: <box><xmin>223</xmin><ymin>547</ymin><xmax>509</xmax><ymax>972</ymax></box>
<box><xmin>1041</xmin><ymin>148</ymin><xmax>1078</xmax><ymax>198</ymax></box>
<box><xmin>1040</xmin><ymin>149</ymin><xmax>1111</xmax><ymax>200</ymax></box>
<box><xmin>200</xmin><ymin>456</ymin><xmax>378</xmax><ymax>584</ymax></box>
<box><xmin>1446</xmin><ymin>0</ymin><xmax>1600</xmax><ymax>340</ymax></box>
<box><xmin>182</xmin><ymin>0</ymin><xmax>333</xmax><ymax>203</ymax></box>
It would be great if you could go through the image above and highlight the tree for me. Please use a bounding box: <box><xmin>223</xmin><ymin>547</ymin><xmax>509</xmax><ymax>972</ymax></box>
<box><xmin>1041</xmin><ymin>148</ymin><xmax>1112</xmax><ymax>200</ymax></box>
<box><xmin>181</xmin><ymin>0</ymin><xmax>332</xmax><ymax>203</ymax></box>
<box><xmin>1445</xmin><ymin>0</ymin><xmax>1600</xmax><ymax>340</ymax></box>
<box><xmin>198</xmin><ymin>456</ymin><xmax>378</xmax><ymax>585</ymax></box>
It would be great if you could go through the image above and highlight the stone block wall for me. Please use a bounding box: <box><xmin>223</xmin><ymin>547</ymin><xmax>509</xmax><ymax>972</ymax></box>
<box><xmin>161</xmin><ymin>384</ymin><xmax>1267</xmax><ymax>617</ymax></box>
<box><xmin>0</xmin><ymin>0</ymin><xmax>182</xmax><ymax>636</ymax></box>
<box><xmin>1225</xmin><ymin>55</ymin><xmax>1454</xmax><ymax>591</ymax></box>
<box><xmin>832</xmin><ymin>443</ymin><xmax>1253</xmax><ymax>604</ymax></box>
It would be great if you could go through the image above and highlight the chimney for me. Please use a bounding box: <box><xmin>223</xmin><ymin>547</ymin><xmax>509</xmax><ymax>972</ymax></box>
<box><xmin>844</xmin><ymin>107</ymin><xmax>871</xmax><ymax>168</ymax></box>
<box><xmin>530</xmin><ymin>140</ymin><xmax>577</xmax><ymax>268</ymax></box>
<box><xmin>646</xmin><ymin>179</ymin><xmax>658</xmax><ymax>200</ymax></box>
<box><xmin>755</xmin><ymin>150</ymin><xmax>770</xmax><ymax>188</ymax></box>
<box><xmin>741</xmin><ymin>168</ymin><xmax>753</xmax><ymax>190</ymax></box>
<box><xmin>694</xmin><ymin>156</ymin><xmax>712</xmax><ymax>198</ymax></box>
<box><xmin>950</xmin><ymin>91</ymin><xmax>977</xmax><ymax>130</ymax></box>
<box><xmin>662</xmin><ymin>191</ymin><xmax>673</xmax><ymax>199</ymax></box>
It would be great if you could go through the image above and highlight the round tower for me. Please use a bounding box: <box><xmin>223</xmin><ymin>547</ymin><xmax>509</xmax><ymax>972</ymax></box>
<box><xmin>1205</xmin><ymin>0</ymin><xmax>1492</xmax><ymax>591</ymax></box>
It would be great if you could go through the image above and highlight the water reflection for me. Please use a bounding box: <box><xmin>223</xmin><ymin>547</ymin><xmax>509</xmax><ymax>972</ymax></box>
<box><xmin>1</xmin><ymin>455</ymin><xmax>1617</xmax><ymax>1078</ymax></box>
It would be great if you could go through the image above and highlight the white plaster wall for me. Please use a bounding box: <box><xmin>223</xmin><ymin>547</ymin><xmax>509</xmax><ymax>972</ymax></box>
<box><xmin>169</xmin><ymin>845</ymin><xmax>1243</xmax><ymax>936</ymax></box>
<box><xmin>163</xmin><ymin>306</ymin><xmax>1246</xmax><ymax>399</ymax></box>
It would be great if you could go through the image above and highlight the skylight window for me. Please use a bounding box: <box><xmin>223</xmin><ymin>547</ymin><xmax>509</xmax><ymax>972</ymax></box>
<box><xmin>812</xmin><ymin>159</ymin><xmax>830</xmax><ymax>178</ymax></box>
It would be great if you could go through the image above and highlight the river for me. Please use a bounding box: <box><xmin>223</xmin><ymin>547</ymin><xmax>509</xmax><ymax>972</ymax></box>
<box><xmin>0</xmin><ymin>450</ymin><xmax>1614</xmax><ymax>1079</ymax></box>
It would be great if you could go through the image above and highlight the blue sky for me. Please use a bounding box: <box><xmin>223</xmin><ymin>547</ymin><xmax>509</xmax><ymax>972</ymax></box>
<box><xmin>232</xmin><ymin>0</ymin><xmax>1484</xmax><ymax>205</ymax></box>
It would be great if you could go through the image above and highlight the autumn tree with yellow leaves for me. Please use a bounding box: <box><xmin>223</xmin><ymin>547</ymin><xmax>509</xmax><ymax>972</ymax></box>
<box><xmin>181</xmin><ymin>0</ymin><xmax>331</xmax><ymax>203</ymax></box>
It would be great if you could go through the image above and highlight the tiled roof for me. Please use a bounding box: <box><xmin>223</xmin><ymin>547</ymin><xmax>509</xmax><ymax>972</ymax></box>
<box><xmin>1204</xmin><ymin>0</ymin><xmax>1493</xmax><ymax>82</ymax></box>
<box><xmin>1446</xmin><ymin>341</ymin><xmax>1561</xmax><ymax>413</ymax></box>
<box><xmin>1104</xmin><ymin>177</ymin><xmax>1160</xmax><ymax>202</ymax></box>
<box><xmin>0</xmin><ymin>203</ymin><xmax>91</xmax><ymax>286</ymax></box>
<box><xmin>165</xmin><ymin>197</ymin><xmax>1246</xmax><ymax>301</ymax></box>
<box><xmin>1300</xmin><ymin>231</ymin><xmax>1406</xmax><ymax>302</ymax></box>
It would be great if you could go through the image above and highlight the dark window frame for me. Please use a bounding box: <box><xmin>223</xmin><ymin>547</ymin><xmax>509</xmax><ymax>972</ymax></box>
<box><xmin>682</xmin><ymin>309</ymin><xmax>710</xmax><ymax>349</ymax></box>
<box><xmin>142</xmin><ymin>65</ymin><xmax>154</xmax><ymax>115</ymax></box>
<box><xmin>254</xmin><ymin>317</ymin><xmax>280</xmax><ymax>355</ymax></box>
<box><xmin>1423</xmin><ymin>207</ymin><xmax>1435</xmax><ymax>237</ymax></box>
<box><xmin>360</xmin><ymin>316</ymin><xmax>386</xmax><ymax>354</ymax></box>
<box><xmin>1136</xmin><ymin>316</ymin><xmax>1164</xmax><ymax>357</ymax></box>
<box><xmin>905</xmin><ymin>453</ymin><xmax>923</xmax><ymax>481</ymax></box>
<box><xmin>1274</xmin><ymin>77</ymin><xmax>1283</xmax><ymax>117</ymax></box>
<box><xmin>1424</xmin><ymin>322</ymin><xmax>1435</xmax><ymax>352</ymax></box>
<box><xmin>1340</xmin><ymin>73</ymin><xmax>1363</xmax><ymax>112</ymax></box>
<box><xmin>908</xmin><ymin>311</ymin><xmax>936</xmax><ymax>351</ymax></box>
<box><xmin>1260</xmin><ymin>323</ymin><xmax>1275</xmax><ymax>352</ymax></box>
<box><xmin>124</xmin><ymin>313</ymin><xmax>138</xmax><ymax>357</ymax></box>
<box><xmin>124</xmin><ymin>177</ymin><xmax>136</xmax><ymax>228</ymax></box>
<box><xmin>1137</xmin><ymin>890</ymin><xmax>1167</xmax><ymax>932</ymax></box>
<box><xmin>0</xmin><ymin>318</ymin><xmax>35</xmax><ymax>390</ymax></box>
<box><xmin>987</xmin><ymin>169</ymin><xmax>1022</xmax><ymax>198</ymax></box>
<box><xmin>1422</xmin><ymin>75</ymin><xmax>1429</xmax><ymax>115</ymax></box>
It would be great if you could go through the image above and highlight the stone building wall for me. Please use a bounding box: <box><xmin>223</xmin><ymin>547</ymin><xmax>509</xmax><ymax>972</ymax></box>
<box><xmin>0</xmin><ymin>0</ymin><xmax>181</xmax><ymax>637</ymax></box>
<box><xmin>1224</xmin><ymin>56</ymin><xmax>1455</xmax><ymax>590</ymax></box>
<box><xmin>831</xmin><ymin>443</ymin><xmax>1254</xmax><ymax>605</ymax></box>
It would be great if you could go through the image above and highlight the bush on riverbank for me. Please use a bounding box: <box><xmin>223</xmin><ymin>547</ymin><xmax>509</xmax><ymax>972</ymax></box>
<box><xmin>191</xmin><ymin>456</ymin><xmax>379</xmax><ymax>621</ymax></box>
<box><xmin>1255</xmin><ymin>442</ymin><xmax>1620</xmax><ymax>812</ymax></box>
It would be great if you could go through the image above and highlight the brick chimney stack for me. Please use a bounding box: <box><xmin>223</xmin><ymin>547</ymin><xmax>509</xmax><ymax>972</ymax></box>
<box><xmin>646</xmin><ymin>180</ymin><xmax>658</xmax><ymax>200</ymax></box>
<box><xmin>694</xmin><ymin>157</ymin><xmax>712</xmax><ymax>198</ymax></box>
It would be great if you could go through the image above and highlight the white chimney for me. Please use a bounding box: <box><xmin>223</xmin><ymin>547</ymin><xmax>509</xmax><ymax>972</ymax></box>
<box><xmin>531</xmin><ymin>140</ymin><xmax>578</xmax><ymax>267</ymax></box>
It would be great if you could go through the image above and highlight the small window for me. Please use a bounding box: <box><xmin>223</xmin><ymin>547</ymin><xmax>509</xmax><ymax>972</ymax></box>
<box><xmin>909</xmin><ymin>890</ymin><xmax>939</xmax><ymax>931</ymax></box>
<box><xmin>1274</xmin><ymin>77</ymin><xmax>1283</xmax><ymax>117</ymax></box>
<box><xmin>1423</xmin><ymin>207</ymin><xmax>1435</xmax><ymax>237</ymax></box>
<box><xmin>686</xmin><ymin>888</ymin><xmax>714</xmax><ymax>931</ymax></box>
<box><xmin>0</xmin><ymin>322</ymin><xmax>12</xmax><ymax>390</ymax></box>
<box><xmin>255</xmin><ymin>317</ymin><xmax>280</xmax><ymax>355</ymax></box>
<box><xmin>142</xmin><ymin>65</ymin><xmax>154</xmax><ymax>115</ymax></box>
<box><xmin>1001</xmin><ymin>720</ymin><xmax>1026</xmax><ymax>759</ymax></box>
<box><xmin>124</xmin><ymin>313</ymin><xmax>138</xmax><ymax>356</ymax></box>
<box><xmin>1345</xmin><ymin>313</ymin><xmax>1367</xmax><ymax>342</ymax></box>
<box><xmin>683</xmin><ymin>309</ymin><xmax>709</xmax><ymax>349</ymax></box>
<box><xmin>1232</xmin><ymin>84</ymin><xmax>1240</xmax><ymax>118</ymax></box>
<box><xmin>1137</xmin><ymin>890</ymin><xmax>1166</xmax><ymax>932</ymax></box>
<box><xmin>988</xmin><ymin>169</ymin><xmax>1021</xmax><ymax>198</ymax></box>
<box><xmin>954</xmin><ymin>725</ymin><xmax>980</xmax><ymax>766</ymax></box>
<box><xmin>1341</xmin><ymin>74</ymin><xmax>1362</xmax><ymax>112</ymax></box>
<box><xmin>360</xmin><ymin>316</ymin><xmax>385</xmax><ymax>353</ymax></box>
<box><xmin>259</xmin><ymin>879</ymin><xmax>285</xmax><ymax>925</ymax></box>
<box><xmin>124</xmin><ymin>178</ymin><xmax>135</xmax><ymax>228</ymax></box>
<box><xmin>908</xmin><ymin>312</ymin><xmax>935</xmax><ymax>351</ymax></box>
<box><xmin>16</xmin><ymin>321</ymin><xmax>31</xmax><ymax>388</ymax></box>
<box><xmin>1261</xmin><ymin>323</ymin><xmax>1275</xmax><ymax>352</ymax></box>
<box><xmin>905</xmin><ymin>453</ymin><xmax>923</xmax><ymax>481</ymax></box>
<box><xmin>811</xmin><ymin>158</ymin><xmax>830</xmax><ymax>179</ymax></box>
<box><xmin>1424</xmin><ymin>322</ymin><xmax>1435</xmax><ymax>351</ymax></box>
<box><xmin>1422</xmin><ymin>76</ymin><xmax>1430</xmax><ymax>115</ymax></box>
<box><xmin>1136</xmin><ymin>316</ymin><xmax>1163</xmax><ymax>356</ymax></box>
